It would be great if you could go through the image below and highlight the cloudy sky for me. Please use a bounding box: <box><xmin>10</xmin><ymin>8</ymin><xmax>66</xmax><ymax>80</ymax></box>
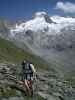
<box><xmin>0</xmin><ymin>0</ymin><xmax>75</xmax><ymax>20</ymax></box>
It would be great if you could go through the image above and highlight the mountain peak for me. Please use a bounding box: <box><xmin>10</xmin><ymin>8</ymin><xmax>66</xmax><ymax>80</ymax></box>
<box><xmin>34</xmin><ymin>12</ymin><xmax>47</xmax><ymax>18</ymax></box>
<box><xmin>34</xmin><ymin>11</ymin><xmax>53</xmax><ymax>23</ymax></box>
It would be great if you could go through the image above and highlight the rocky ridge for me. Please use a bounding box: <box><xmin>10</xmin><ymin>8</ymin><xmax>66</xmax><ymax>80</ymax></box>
<box><xmin>0</xmin><ymin>63</ymin><xmax>75</xmax><ymax>100</ymax></box>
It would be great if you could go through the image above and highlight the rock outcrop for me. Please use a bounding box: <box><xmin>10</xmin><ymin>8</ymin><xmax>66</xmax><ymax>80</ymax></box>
<box><xmin>0</xmin><ymin>63</ymin><xmax>75</xmax><ymax>100</ymax></box>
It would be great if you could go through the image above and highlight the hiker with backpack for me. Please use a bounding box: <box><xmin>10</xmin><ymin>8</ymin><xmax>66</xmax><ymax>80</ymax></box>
<box><xmin>21</xmin><ymin>60</ymin><xmax>36</xmax><ymax>96</ymax></box>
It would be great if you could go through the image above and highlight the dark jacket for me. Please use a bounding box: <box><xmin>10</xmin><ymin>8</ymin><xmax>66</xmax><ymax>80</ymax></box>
<box><xmin>22</xmin><ymin>61</ymin><xmax>33</xmax><ymax>80</ymax></box>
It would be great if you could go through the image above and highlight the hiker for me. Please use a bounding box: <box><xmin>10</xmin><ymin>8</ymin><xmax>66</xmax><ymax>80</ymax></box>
<box><xmin>21</xmin><ymin>60</ymin><xmax>36</xmax><ymax>96</ymax></box>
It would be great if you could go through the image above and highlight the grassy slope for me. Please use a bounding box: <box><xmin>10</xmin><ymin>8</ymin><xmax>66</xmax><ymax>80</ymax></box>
<box><xmin>0</xmin><ymin>37</ymin><xmax>49</xmax><ymax>99</ymax></box>
<box><xmin>0</xmin><ymin>37</ymin><xmax>51</xmax><ymax>70</ymax></box>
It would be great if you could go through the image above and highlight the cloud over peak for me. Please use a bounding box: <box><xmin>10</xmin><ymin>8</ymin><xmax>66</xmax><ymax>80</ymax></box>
<box><xmin>55</xmin><ymin>1</ymin><xmax>75</xmax><ymax>13</ymax></box>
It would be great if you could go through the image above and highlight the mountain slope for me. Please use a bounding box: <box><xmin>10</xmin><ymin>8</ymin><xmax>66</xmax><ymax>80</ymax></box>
<box><xmin>0</xmin><ymin>15</ymin><xmax>75</xmax><ymax>100</ymax></box>
<box><xmin>0</xmin><ymin>37</ymin><xmax>55</xmax><ymax>71</ymax></box>
<box><xmin>8</xmin><ymin>12</ymin><xmax>75</xmax><ymax>74</ymax></box>
<box><xmin>0</xmin><ymin>11</ymin><xmax>75</xmax><ymax>74</ymax></box>
<box><xmin>9</xmin><ymin>12</ymin><xmax>75</xmax><ymax>53</ymax></box>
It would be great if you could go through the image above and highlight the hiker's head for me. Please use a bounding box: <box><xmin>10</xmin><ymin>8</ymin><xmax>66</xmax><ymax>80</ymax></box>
<box><xmin>24</xmin><ymin>60</ymin><xmax>26</xmax><ymax>63</ymax></box>
<box><xmin>22</xmin><ymin>59</ymin><xmax>32</xmax><ymax>66</ymax></box>
<box><xmin>22</xmin><ymin>60</ymin><xmax>26</xmax><ymax>65</ymax></box>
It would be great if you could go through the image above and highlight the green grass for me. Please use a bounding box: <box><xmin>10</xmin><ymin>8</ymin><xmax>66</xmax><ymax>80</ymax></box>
<box><xmin>64</xmin><ymin>71</ymin><xmax>75</xmax><ymax>87</ymax></box>
<box><xmin>0</xmin><ymin>87</ymin><xmax>16</xmax><ymax>97</ymax></box>
<box><xmin>0</xmin><ymin>37</ymin><xmax>51</xmax><ymax>70</ymax></box>
<box><xmin>0</xmin><ymin>86</ymin><xmax>45</xmax><ymax>100</ymax></box>
<box><xmin>0</xmin><ymin>37</ymin><xmax>52</xmax><ymax>99</ymax></box>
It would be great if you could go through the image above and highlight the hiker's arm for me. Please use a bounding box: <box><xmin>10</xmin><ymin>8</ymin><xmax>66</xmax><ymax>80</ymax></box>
<box><xmin>30</xmin><ymin>64</ymin><xmax>36</xmax><ymax>73</ymax></box>
<box><xmin>30</xmin><ymin>64</ymin><xmax>37</xmax><ymax>80</ymax></box>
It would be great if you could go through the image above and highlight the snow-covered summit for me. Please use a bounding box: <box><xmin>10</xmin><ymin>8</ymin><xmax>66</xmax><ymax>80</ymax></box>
<box><xmin>10</xmin><ymin>12</ymin><xmax>54</xmax><ymax>36</ymax></box>
<box><xmin>34</xmin><ymin>12</ymin><xmax>47</xmax><ymax>18</ymax></box>
<box><xmin>5</xmin><ymin>12</ymin><xmax>75</xmax><ymax>74</ymax></box>
<box><xmin>10</xmin><ymin>11</ymin><xmax>75</xmax><ymax>39</ymax></box>
<box><xmin>51</xmin><ymin>15</ymin><xmax>75</xmax><ymax>23</ymax></box>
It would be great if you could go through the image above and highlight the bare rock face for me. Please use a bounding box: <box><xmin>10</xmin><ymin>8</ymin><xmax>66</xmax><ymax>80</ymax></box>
<box><xmin>33</xmin><ymin>12</ymin><xmax>54</xmax><ymax>24</ymax></box>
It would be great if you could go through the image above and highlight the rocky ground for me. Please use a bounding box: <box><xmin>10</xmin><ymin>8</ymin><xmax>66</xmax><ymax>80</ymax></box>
<box><xmin>0</xmin><ymin>63</ymin><xmax>75</xmax><ymax>100</ymax></box>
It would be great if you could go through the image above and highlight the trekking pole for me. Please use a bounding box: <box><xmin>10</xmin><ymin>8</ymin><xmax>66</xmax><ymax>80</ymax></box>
<box><xmin>32</xmin><ymin>73</ymin><xmax>39</xmax><ymax>100</ymax></box>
